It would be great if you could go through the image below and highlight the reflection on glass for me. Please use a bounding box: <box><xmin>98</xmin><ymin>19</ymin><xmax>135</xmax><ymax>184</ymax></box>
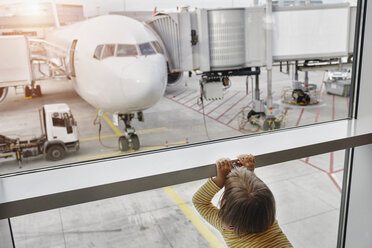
<box><xmin>116</xmin><ymin>44</ymin><xmax>138</xmax><ymax>57</ymax></box>
<box><xmin>101</xmin><ymin>44</ymin><xmax>116</xmax><ymax>60</ymax></box>
<box><xmin>93</xmin><ymin>44</ymin><xmax>104</xmax><ymax>60</ymax></box>
<box><xmin>139</xmin><ymin>42</ymin><xmax>156</xmax><ymax>56</ymax></box>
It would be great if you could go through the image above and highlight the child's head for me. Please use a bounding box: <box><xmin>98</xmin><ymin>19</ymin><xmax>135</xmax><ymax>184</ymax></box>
<box><xmin>218</xmin><ymin>166</ymin><xmax>276</xmax><ymax>235</ymax></box>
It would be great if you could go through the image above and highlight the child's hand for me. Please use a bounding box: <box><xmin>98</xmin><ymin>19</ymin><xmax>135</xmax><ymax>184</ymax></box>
<box><xmin>212</xmin><ymin>158</ymin><xmax>233</xmax><ymax>188</ymax></box>
<box><xmin>237</xmin><ymin>154</ymin><xmax>255</xmax><ymax>172</ymax></box>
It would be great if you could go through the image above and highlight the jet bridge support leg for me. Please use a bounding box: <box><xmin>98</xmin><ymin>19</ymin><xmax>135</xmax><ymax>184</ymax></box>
<box><xmin>118</xmin><ymin>113</ymin><xmax>140</xmax><ymax>152</ymax></box>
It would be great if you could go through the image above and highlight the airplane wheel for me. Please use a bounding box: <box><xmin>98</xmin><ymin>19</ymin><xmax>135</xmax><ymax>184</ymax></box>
<box><xmin>25</xmin><ymin>86</ymin><xmax>32</xmax><ymax>97</ymax></box>
<box><xmin>131</xmin><ymin>134</ymin><xmax>140</xmax><ymax>151</ymax></box>
<box><xmin>46</xmin><ymin>145</ymin><xmax>66</xmax><ymax>161</ymax></box>
<box><xmin>263</xmin><ymin>117</ymin><xmax>281</xmax><ymax>131</ymax></box>
<box><xmin>119</xmin><ymin>136</ymin><xmax>129</xmax><ymax>151</ymax></box>
<box><xmin>36</xmin><ymin>85</ymin><xmax>42</xmax><ymax>97</ymax></box>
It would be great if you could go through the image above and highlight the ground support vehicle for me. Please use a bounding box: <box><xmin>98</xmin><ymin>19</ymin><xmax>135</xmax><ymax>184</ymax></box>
<box><xmin>0</xmin><ymin>104</ymin><xmax>79</xmax><ymax>165</ymax></box>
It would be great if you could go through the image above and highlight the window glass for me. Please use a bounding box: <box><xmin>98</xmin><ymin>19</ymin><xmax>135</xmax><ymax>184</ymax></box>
<box><xmin>152</xmin><ymin>41</ymin><xmax>164</xmax><ymax>54</ymax></box>
<box><xmin>51</xmin><ymin>112</ymin><xmax>66</xmax><ymax>127</ymax></box>
<box><xmin>139</xmin><ymin>42</ymin><xmax>156</xmax><ymax>56</ymax></box>
<box><xmin>93</xmin><ymin>45</ymin><xmax>104</xmax><ymax>60</ymax></box>
<box><xmin>116</xmin><ymin>44</ymin><xmax>138</xmax><ymax>57</ymax></box>
<box><xmin>101</xmin><ymin>44</ymin><xmax>116</xmax><ymax>60</ymax></box>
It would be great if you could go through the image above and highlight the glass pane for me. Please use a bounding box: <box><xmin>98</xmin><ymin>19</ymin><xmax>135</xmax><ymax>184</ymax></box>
<box><xmin>10</xmin><ymin>152</ymin><xmax>344</xmax><ymax>247</ymax></box>
<box><xmin>93</xmin><ymin>45</ymin><xmax>103</xmax><ymax>60</ymax></box>
<box><xmin>101</xmin><ymin>44</ymin><xmax>115</xmax><ymax>60</ymax></box>
<box><xmin>116</xmin><ymin>44</ymin><xmax>138</xmax><ymax>57</ymax></box>
<box><xmin>152</xmin><ymin>41</ymin><xmax>164</xmax><ymax>54</ymax></box>
<box><xmin>139</xmin><ymin>42</ymin><xmax>156</xmax><ymax>56</ymax></box>
<box><xmin>0</xmin><ymin>2</ymin><xmax>357</xmax><ymax>177</ymax></box>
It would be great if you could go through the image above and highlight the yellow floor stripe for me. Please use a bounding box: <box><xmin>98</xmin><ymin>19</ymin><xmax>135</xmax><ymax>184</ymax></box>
<box><xmin>79</xmin><ymin>127</ymin><xmax>167</xmax><ymax>142</ymax></box>
<box><xmin>163</xmin><ymin>186</ymin><xmax>225</xmax><ymax>248</ymax></box>
<box><xmin>102</xmin><ymin>113</ymin><xmax>123</xmax><ymax>136</ymax></box>
<box><xmin>75</xmin><ymin>113</ymin><xmax>97</xmax><ymax>119</ymax></box>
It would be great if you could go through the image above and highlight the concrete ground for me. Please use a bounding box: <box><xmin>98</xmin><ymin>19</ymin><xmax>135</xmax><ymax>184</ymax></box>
<box><xmin>0</xmin><ymin>67</ymin><xmax>349</xmax><ymax>247</ymax></box>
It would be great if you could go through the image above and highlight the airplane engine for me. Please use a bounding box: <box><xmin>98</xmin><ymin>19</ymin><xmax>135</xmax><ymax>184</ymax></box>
<box><xmin>166</xmin><ymin>72</ymin><xmax>184</xmax><ymax>92</ymax></box>
<box><xmin>0</xmin><ymin>87</ymin><xmax>8</xmax><ymax>103</ymax></box>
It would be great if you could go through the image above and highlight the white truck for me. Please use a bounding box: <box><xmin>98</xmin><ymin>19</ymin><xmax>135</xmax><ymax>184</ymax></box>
<box><xmin>0</xmin><ymin>104</ymin><xmax>79</xmax><ymax>162</ymax></box>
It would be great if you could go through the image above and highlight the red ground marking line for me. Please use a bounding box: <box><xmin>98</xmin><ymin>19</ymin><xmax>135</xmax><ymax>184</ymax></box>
<box><xmin>170</xmin><ymin>90</ymin><xmax>188</xmax><ymax>99</ymax></box>
<box><xmin>299</xmin><ymin>159</ymin><xmax>329</xmax><ymax>174</ymax></box>
<box><xmin>225</xmin><ymin>90</ymin><xmax>264</xmax><ymax>126</ymax></box>
<box><xmin>333</xmin><ymin>168</ymin><xmax>344</xmax><ymax>174</ymax></box>
<box><xmin>167</xmin><ymin>96</ymin><xmax>244</xmax><ymax>133</ymax></box>
<box><xmin>177</xmin><ymin>91</ymin><xmax>197</xmax><ymax>102</ymax></box>
<box><xmin>332</xmin><ymin>95</ymin><xmax>336</xmax><ymax>120</ymax></box>
<box><xmin>330</xmin><ymin>152</ymin><xmax>334</xmax><ymax>173</ymax></box>
<box><xmin>183</xmin><ymin>95</ymin><xmax>200</xmax><ymax>106</ymax></box>
<box><xmin>206</xmin><ymin>91</ymin><xmax>240</xmax><ymax>115</ymax></box>
<box><xmin>305</xmin><ymin>157</ymin><xmax>310</xmax><ymax>163</ymax></box>
<box><xmin>216</xmin><ymin>92</ymin><xmax>250</xmax><ymax>120</ymax></box>
<box><xmin>296</xmin><ymin>108</ymin><xmax>305</xmax><ymax>126</ymax></box>
<box><xmin>226</xmin><ymin>104</ymin><xmax>251</xmax><ymax>126</ymax></box>
<box><xmin>328</xmin><ymin>173</ymin><xmax>342</xmax><ymax>193</ymax></box>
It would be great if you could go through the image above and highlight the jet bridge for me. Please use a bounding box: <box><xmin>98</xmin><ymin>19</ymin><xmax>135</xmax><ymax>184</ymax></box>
<box><xmin>148</xmin><ymin>3</ymin><xmax>356</xmax><ymax>130</ymax></box>
<box><xmin>148</xmin><ymin>3</ymin><xmax>355</xmax><ymax>72</ymax></box>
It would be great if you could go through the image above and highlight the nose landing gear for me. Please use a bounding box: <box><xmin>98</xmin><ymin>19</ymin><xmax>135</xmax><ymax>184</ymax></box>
<box><xmin>118</xmin><ymin>113</ymin><xmax>142</xmax><ymax>152</ymax></box>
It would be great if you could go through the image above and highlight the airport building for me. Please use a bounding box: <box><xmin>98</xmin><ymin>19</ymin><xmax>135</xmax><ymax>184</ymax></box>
<box><xmin>0</xmin><ymin>1</ymin><xmax>372</xmax><ymax>247</ymax></box>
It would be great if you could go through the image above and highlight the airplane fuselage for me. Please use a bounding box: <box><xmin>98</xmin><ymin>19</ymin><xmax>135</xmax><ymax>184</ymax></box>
<box><xmin>46</xmin><ymin>15</ymin><xmax>168</xmax><ymax>113</ymax></box>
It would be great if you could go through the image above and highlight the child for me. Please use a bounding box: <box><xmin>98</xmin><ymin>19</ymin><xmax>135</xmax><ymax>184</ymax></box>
<box><xmin>192</xmin><ymin>154</ymin><xmax>292</xmax><ymax>247</ymax></box>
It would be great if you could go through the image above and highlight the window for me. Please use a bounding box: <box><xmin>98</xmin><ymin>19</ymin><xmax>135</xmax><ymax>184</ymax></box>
<box><xmin>101</xmin><ymin>44</ymin><xmax>116</xmax><ymax>60</ymax></box>
<box><xmin>51</xmin><ymin>112</ymin><xmax>66</xmax><ymax>127</ymax></box>
<box><xmin>139</xmin><ymin>42</ymin><xmax>156</xmax><ymax>56</ymax></box>
<box><xmin>1</xmin><ymin>2</ymin><xmax>369</xmax><ymax>247</ymax></box>
<box><xmin>152</xmin><ymin>41</ymin><xmax>164</xmax><ymax>54</ymax></box>
<box><xmin>116</xmin><ymin>44</ymin><xmax>138</xmax><ymax>57</ymax></box>
<box><xmin>93</xmin><ymin>44</ymin><xmax>104</xmax><ymax>60</ymax></box>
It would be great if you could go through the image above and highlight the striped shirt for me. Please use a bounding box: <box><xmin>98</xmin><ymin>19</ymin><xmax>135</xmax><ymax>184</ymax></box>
<box><xmin>192</xmin><ymin>178</ymin><xmax>293</xmax><ymax>248</ymax></box>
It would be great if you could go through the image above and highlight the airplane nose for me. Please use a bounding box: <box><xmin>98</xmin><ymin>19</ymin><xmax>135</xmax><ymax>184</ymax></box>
<box><xmin>121</xmin><ymin>56</ymin><xmax>167</xmax><ymax>110</ymax></box>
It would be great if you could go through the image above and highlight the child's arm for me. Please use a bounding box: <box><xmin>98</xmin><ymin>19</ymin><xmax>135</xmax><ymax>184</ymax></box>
<box><xmin>192</xmin><ymin>158</ymin><xmax>233</xmax><ymax>231</ymax></box>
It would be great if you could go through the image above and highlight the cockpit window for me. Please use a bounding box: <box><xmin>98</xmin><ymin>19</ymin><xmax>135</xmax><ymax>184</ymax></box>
<box><xmin>152</xmin><ymin>41</ymin><xmax>164</xmax><ymax>54</ymax></box>
<box><xmin>117</xmin><ymin>44</ymin><xmax>138</xmax><ymax>57</ymax></box>
<box><xmin>139</xmin><ymin>42</ymin><xmax>156</xmax><ymax>56</ymax></box>
<box><xmin>101</xmin><ymin>44</ymin><xmax>116</xmax><ymax>60</ymax></box>
<box><xmin>93</xmin><ymin>45</ymin><xmax>104</xmax><ymax>60</ymax></box>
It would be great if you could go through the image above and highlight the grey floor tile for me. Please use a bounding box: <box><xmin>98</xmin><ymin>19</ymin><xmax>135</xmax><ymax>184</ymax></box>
<box><xmin>282</xmin><ymin>210</ymin><xmax>339</xmax><ymax>248</ymax></box>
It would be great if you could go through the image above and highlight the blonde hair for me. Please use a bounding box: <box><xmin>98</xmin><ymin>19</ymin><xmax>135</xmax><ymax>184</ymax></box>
<box><xmin>218</xmin><ymin>167</ymin><xmax>276</xmax><ymax>235</ymax></box>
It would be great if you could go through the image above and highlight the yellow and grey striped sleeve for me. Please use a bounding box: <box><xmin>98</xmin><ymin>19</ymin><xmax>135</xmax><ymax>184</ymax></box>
<box><xmin>192</xmin><ymin>178</ymin><xmax>223</xmax><ymax>231</ymax></box>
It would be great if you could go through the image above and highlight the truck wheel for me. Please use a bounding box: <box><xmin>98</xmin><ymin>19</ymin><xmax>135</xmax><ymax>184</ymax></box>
<box><xmin>46</xmin><ymin>145</ymin><xmax>66</xmax><ymax>161</ymax></box>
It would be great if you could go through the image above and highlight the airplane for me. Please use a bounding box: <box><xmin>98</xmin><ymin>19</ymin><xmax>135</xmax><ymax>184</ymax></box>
<box><xmin>42</xmin><ymin>14</ymin><xmax>184</xmax><ymax>152</ymax></box>
<box><xmin>0</xmin><ymin>6</ymin><xmax>184</xmax><ymax>152</ymax></box>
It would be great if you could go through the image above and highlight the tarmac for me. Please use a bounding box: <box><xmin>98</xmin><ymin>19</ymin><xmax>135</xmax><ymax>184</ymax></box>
<box><xmin>0</xmin><ymin>67</ymin><xmax>349</xmax><ymax>247</ymax></box>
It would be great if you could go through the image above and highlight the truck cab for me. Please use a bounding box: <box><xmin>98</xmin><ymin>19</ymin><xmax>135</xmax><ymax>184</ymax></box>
<box><xmin>40</xmin><ymin>104</ymin><xmax>79</xmax><ymax>161</ymax></box>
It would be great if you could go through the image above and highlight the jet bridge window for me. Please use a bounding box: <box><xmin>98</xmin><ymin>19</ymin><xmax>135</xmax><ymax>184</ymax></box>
<box><xmin>116</xmin><ymin>44</ymin><xmax>138</xmax><ymax>57</ymax></box>
<box><xmin>93</xmin><ymin>45</ymin><xmax>104</xmax><ymax>60</ymax></box>
<box><xmin>139</xmin><ymin>42</ymin><xmax>156</xmax><ymax>56</ymax></box>
<box><xmin>101</xmin><ymin>44</ymin><xmax>116</xmax><ymax>60</ymax></box>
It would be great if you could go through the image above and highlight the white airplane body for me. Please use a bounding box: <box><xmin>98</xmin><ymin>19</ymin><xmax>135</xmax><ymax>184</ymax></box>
<box><xmin>46</xmin><ymin>15</ymin><xmax>168</xmax><ymax>113</ymax></box>
<box><xmin>43</xmin><ymin>15</ymin><xmax>169</xmax><ymax>150</ymax></box>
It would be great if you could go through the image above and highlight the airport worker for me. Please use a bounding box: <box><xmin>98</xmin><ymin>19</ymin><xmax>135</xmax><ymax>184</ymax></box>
<box><xmin>192</xmin><ymin>154</ymin><xmax>293</xmax><ymax>247</ymax></box>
